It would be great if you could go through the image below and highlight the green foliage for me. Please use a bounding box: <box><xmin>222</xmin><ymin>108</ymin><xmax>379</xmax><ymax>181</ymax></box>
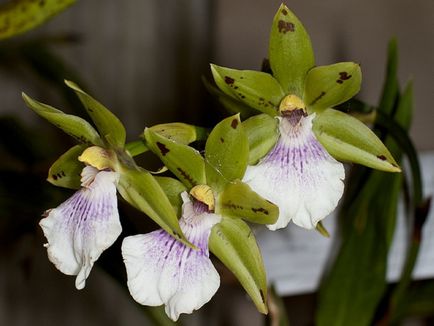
<box><xmin>304</xmin><ymin>62</ymin><xmax>362</xmax><ymax>113</ymax></box>
<box><xmin>216</xmin><ymin>181</ymin><xmax>279</xmax><ymax>224</ymax></box>
<box><xmin>0</xmin><ymin>0</ymin><xmax>75</xmax><ymax>40</ymax></box>
<box><xmin>47</xmin><ymin>144</ymin><xmax>86</xmax><ymax>189</ymax></box>
<box><xmin>209</xmin><ymin>218</ymin><xmax>268</xmax><ymax>314</ymax></box>
<box><xmin>268</xmin><ymin>3</ymin><xmax>314</xmax><ymax>96</ymax></box>
<box><xmin>313</xmin><ymin>108</ymin><xmax>400</xmax><ymax>172</ymax></box>
<box><xmin>22</xmin><ymin>92</ymin><xmax>103</xmax><ymax>145</ymax></box>
<box><xmin>65</xmin><ymin>80</ymin><xmax>126</xmax><ymax>148</ymax></box>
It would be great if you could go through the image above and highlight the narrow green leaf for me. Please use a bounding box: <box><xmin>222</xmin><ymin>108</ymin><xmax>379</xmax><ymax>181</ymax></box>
<box><xmin>145</xmin><ymin>128</ymin><xmax>206</xmax><ymax>189</ymax></box>
<box><xmin>216</xmin><ymin>181</ymin><xmax>278</xmax><ymax>225</ymax></box>
<box><xmin>47</xmin><ymin>144</ymin><xmax>86</xmax><ymax>189</ymax></box>
<box><xmin>65</xmin><ymin>80</ymin><xmax>126</xmax><ymax>148</ymax></box>
<box><xmin>242</xmin><ymin>113</ymin><xmax>279</xmax><ymax>165</ymax></box>
<box><xmin>205</xmin><ymin>114</ymin><xmax>249</xmax><ymax>191</ymax></box>
<box><xmin>313</xmin><ymin>108</ymin><xmax>400</xmax><ymax>172</ymax></box>
<box><xmin>22</xmin><ymin>92</ymin><xmax>103</xmax><ymax>145</ymax></box>
<box><xmin>117</xmin><ymin>167</ymin><xmax>190</xmax><ymax>247</ymax></box>
<box><xmin>304</xmin><ymin>62</ymin><xmax>362</xmax><ymax>113</ymax></box>
<box><xmin>210</xmin><ymin>64</ymin><xmax>285</xmax><ymax>116</ymax></box>
<box><xmin>268</xmin><ymin>3</ymin><xmax>314</xmax><ymax>96</ymax></box>
<box><xmin>379</xmin><ymin>39</ymin><xmax>399</xmax><ymax>115</ymax></box>
<box><xmin>0</xmin><ymin>0</ymin><xmax>75</xmax><ymax>40</ymax></box>
<box><xmin>209</xmin><ymin>218</ymin><xmax>268</xmax><ymax>314</ymax></box>
<box><xmin>154</xmin><ymin>176</ymin><xmax>187</xmax><ymax>216</ymax></box>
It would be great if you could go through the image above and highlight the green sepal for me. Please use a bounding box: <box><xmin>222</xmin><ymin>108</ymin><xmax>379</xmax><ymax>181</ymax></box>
<box><xmin>203</xmin><ymin>76</ymin><xmax>260</xmax><ymax>119</ymax></box>
<box><xmin>268</xmin><ymin>3</ymin><xmax>314</xmax><ymax>96</ymax></box>
<box><xmin>47</xmin><ymin>144</ymin><xmax>86</xmax><ymax>189</ymax></box>
<box><xmin>312</xmin><ymin>108</ymin><xmax>400</xmax><ymax>172</ymax></box>
<box><xmin>154</xmin><ymin>176</ymin><xmax>187</xmax><ymax>216</ymax></box>
<box><xmin>243</xmin><ymin>113</ymin><xmax>279</xmax><ymax>165</ymax></box>
<box><xmin>0</xmin><ymin>0</ymin><xmax>75</xmax><ymax>40</ymax></box>
<box><xmin>304</xmin><ymin>62</ymin><xmax>362</xmax><ymax>113</ymax></box>
<box><xmin>144</xmin><ymin>128</ymin><xmax>206</xmax><ymax>189</ymax></box>
<box><xmin>65</xmin><ymin>80</ymin><xmax>126</xmax><ymax>148</ymax></box>
<box><xmin>117</xmin><ymin>166</ymin><xmax>192</xmax><ymax>247</ymax></box>
<box><xmin>210</xmin><ymin>64</ymin><xmax>285</xmax><ymax>116</ymax></box>
<box><xmin>216</xmin><ymin>181</ymin><xmax>279</xmax><ymax>225</ymax></box>
<box><xmin>209</xmin><ymin>218</ymin><xmax>268</xmax><ymax>314</ymax></box>
<box><xmin>22</xmin><ymin>92</ymin><xmax>103</xmax><ymax>146</ymax></box>
<box><xmin>147</xmin><ymin>122</ymin><xmax>206</xmax><ymax>145</ymax></box>
<box><xmin>205</xmin><ymin>114</ymin><xmax>248</xmax><ymax>191</ymax></box>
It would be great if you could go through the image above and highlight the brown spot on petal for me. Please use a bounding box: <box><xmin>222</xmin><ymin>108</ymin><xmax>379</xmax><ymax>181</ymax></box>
<box><xmin>224</xmin><ymin>76</ymin><xmax>235</xmax><ymax>85</ymax></box>
<box><xmin>377</xmin><ymin>155</ymin><xmax>387</xmax><ymax>161</ymax></box>
<box><xmin>231</xmin><ymin>119</ymin><xmax>239</xmax><ymax>129</ymax></box>
<box><xmin>252</xmin><ymin>207</ymin><xmax>269</xmax><ymax>215</ymax></box>
<box><xmin>281</xmin><ymin>9</ymin><xmax>288</xmax><ymax>15</ymax></box>
<box><xmin>220</xmin><ymin>137</ymin><xmax>225</xmax><ymax>143</ymax></box>
<box><xmin>156</xmin><ymin>142</ymin><xmax>169</xmax><ymax>156</ymax></box>
<box><xmin>260</xmin><ymin>289</ymin><xmax>266</xmax><ymax>303</ymax></box>
<box><xmin>177</xmin><ymin>167</ymin><xmax>195</xmax><ymax>185</ymax></box>
<box><xmin>278</xmin><ymin>20</ymin><xmax>295</xmax><ymax>33</ymax></box>
<box><xmin>337</xmin><ymin>71</ymin><xmax>352</xmax><ymax>84</ymax></box>
<box><xmin>52</xmin><ymin>174</ymin><xmax>58</xmax><ymax>180</ymax></box>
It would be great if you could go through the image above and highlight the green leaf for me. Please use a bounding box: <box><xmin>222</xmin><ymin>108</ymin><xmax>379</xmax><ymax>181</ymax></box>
<box><xmin>0</xmin><ymin>0</ymin><xmax>75</xmax><ymax>40</ymax></box>
<box><xmin>47</xmin><ymin>144</ymin><xmax>86</xmax><ymax>189</ymax></box>
<box><xmin>242</xmin><ymin>113</ymin><xmax>279</xmax><ymax>165</ymax></box>
<box><xmin>210</xmin><ymin>64</ymin><xmax>285</xmax><ymax>116</ymax></box>
<box><xmin>209</xmin><ymin>218</ymin><xmax>268</xmax><ymax>314</ymax></box>
<box><xmin>154</xmin><ymin>176</ymin><xmax>187</xmax><ymax>216</ymax></box>
<box><xmin>22</xmin><ymin>92</ymin><xmax>103</xmax><ymax>146</ymax></box>
<box><xmin>205</xmin><ymin>114</ymin><xmax>249</xmax><ymax>191</ymax></box>
<box><xmin>312</xmin><ymin>108</ymin><xmax>400</xmax><ymax>172</ymax></box>
<box><xmin>268</xmin><ymin>3</ymin><xmax>314</xmax><ymax>96</ymax></box>
<box><xmin>117</xmin><ymin>166</ymin><xmax>191</xmax><ymax>247</ymax></box>
<box><xmin>65</xmin><ymin>80</ymin><xmax>126</xmax><ymax>148</ymax></box>
<box><xmin>304</xmin><ymin>62</ymin><xmax>362</xmax><ymax>113</ymax></box>
<box><xmin>144</xmin><ymin>128</ymin><xmax>206</xmax><ymax>189</ymax></box>
<box><xmin>216</xmin><ymin>181</ymin><xmax>278</xmax><ymax>225</ymax></box>
<box><xmin>379</xmin><ymin>39</ymin><xmax>399</xmax><ymax>115</ymax></box>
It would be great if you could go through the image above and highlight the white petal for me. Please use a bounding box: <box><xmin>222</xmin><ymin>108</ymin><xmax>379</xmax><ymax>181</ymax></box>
<box><xmin>39</xmin><ymin>168</ymin><xmax>121</xmax><ymax>289</ymax></box>
<box><xmin>122</xmin><ymin>193</ymin><xmax>221</xmax><ymax>321</ymax></box>
<box><xmin>243</xmin><ymin>113</ymin><xmax>345</xmax><ymax>230</ymax></box>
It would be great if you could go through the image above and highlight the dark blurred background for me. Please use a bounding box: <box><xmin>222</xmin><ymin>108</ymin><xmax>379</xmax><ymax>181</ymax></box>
<box><xmin>0</xmin><ymin>0</ymin><xmax>433</xmax><ymax>325</ymax></box>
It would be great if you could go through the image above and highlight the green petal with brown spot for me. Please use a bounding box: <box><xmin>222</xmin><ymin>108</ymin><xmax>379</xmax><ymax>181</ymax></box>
<box><xmin>313</xmin><ymin>108</ymin><xmax>400</xmax><ymax>172</ymax></box>
<box><xmin>209</xmin><ymin>218</ymin><xmax>268</xmax><ymax>314</ymax></box>
<box><xmin>216</xmin><ymin>180</ymin><xmax>279</xmax><ymax>225</ymax></box>
<box><xmin>0</xmin><ymin>0</ymin><xmax>75</xmax><ymax>41</ymax></box>
<box><xmin>22</xmin><ymin>92</ymin><xmax>103</xmax><ymax>146</ymax></box>
<box><xmin>304</xmin><ymin>62</ymin><xmax>362</xmax><ymax>113</ymax></box>
<box><xmin>47</xmin><ymin>144</ymin><xmax>86</xmax><ymax>189</ymax></box>
<box><xmin>210</xmin><ymin>64</ymin><xmax>285</xmax><ymax>117</ymax></box>
<box><xmin>144</xmin><ymin>128</ymin><xmax>206</xmax><ymax>189</ymax></box>
<box><xmin>268</xmin><ymin>4</ymin><xmax>315</xmax><ymax>96</ymax></box>
<box><xmin>65</xmin><ymin>80</ymin><xmax>126</xmax><ymax>148</ymax></box>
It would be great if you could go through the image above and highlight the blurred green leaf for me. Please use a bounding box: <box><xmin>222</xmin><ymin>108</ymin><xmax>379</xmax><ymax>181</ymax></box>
<box><xmin>0</xmin><ymin>0</ymin><xmax>75</xmax><ymax>40</ymax></box>
<box><xmin>266</xmin><ymin>285</ymin><xmax>290</xmax><ymax>326</ymax></box>
<box><xmin>210</xmin><ymin>64</ymin><xmax>285</xmax><ymax>116</ymax></box>
<box><xmin>304</xmin><ymin>62</ymin><xmax>361</xmax><ymax>113</ymax></box>
<box><xmin>47</xmin><ymin>144</ymin><xmax>86</xmax><ymax>189</ymax></box>
<box><xmin>242</xmin><ymin>113</ymin><xmax>279</xmax><ymax>165</ymax></box>
<box><xmin>268</xmin><ymin>3</ymin><xmax>314</xmax><ymax>96</ymax></box>
<box><xmin>393</xmin><ymin>280</ymin><xmax>434</xmax><ymax>321</ymax></box>
<box><xmin>379</xmin><ymin>39</ymin><xmax>398</xmax><ymax>116</ymax></box>
<box><xmin>205</xmin><ymin>114</ymin><xmax>248</xmax><ymax>191</ymax></box>
<box><xmin>216</xmin><ymin>181</ymin><xmax>278</xmax><ymax>225</ymax></box>
<box><xmin>144</xmin><ymin>128</ymin><xmax>205</xmax><ymax>189</ymax></box>
<box><xmin>22</xmin><ymin>92</ymin><xmax>103</xmax><ymax>145</ymax></box>
<box><xmin>313</xmin><ymin>108</ymin><xmax>400</xmax><ymax>172</ymax></box>
<box><xmin>209</xmin><ymin>218</ymin><xmax>268</xmax><ymax>314</ymax></box>
<box><xmin>65</xmin><ymin>80</ymin><xmax>126</xmax><ymax>148</ymax></box>
<box><xmin>117</xmin><ymin>166</ymin><xmax>191</xmax><ymax>247</ymax></box>
<box><xmin>154</xmin><ymin>176</ymin><xmax>187</xmax><ymax>216</ymax></box>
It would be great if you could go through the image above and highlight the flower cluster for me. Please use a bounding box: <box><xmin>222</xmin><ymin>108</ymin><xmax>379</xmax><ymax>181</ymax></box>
<box><xmin>24</xmin><ymin>4</ymin><xmax>400</xmax><ymax>321</ymax></box>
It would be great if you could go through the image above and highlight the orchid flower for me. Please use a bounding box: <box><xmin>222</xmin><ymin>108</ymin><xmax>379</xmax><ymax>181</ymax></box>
<box><xmin>40</xmin><ymin>164</ymin><xmax>121</xmax><ymax>289</ymax></box>
<box><xmin>122</xmin><ymin>186</ymin><xmax>221</xmax><ymax>321</ymax></box>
